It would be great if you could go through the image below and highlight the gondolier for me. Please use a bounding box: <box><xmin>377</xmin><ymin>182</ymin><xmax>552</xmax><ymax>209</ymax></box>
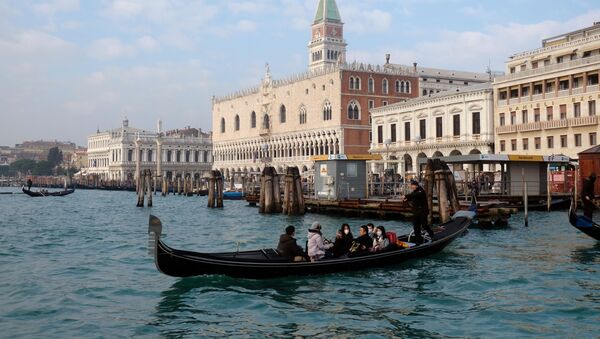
<box><xmin>402</xmin><ymin>179</ymin><xmax>434</xmax><ymax>244</ymax></box>
<box><xmin>582</xmin><ymin>172</ymin><xmax>596</xmax><ymax>219</ymax></box>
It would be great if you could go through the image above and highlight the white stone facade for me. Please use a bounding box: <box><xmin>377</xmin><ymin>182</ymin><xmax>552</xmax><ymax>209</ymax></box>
<box><xmin>87</xmin><ymin>119</ymin><xmax>212</xmax><ymax>181</ymax></box>
<box><xmin>370</xmin><ymin>83</ymin><xmax>494</xmax><ymax>176</ymax></box>
<box><xmin>494</xmin><ymin>23</ymin><xmax>600</xmax><ymax>159</ymax></box>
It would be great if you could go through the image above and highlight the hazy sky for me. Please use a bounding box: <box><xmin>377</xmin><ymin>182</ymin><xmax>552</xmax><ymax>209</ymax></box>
<box><xmin>1</xmin><ymin>0</ymin><xmax>599</xmax><ymax>147</ymax></box>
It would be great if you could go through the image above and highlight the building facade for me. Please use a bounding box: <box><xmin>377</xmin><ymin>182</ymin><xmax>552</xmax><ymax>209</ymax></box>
<box><xmin>212</xmin><ymin>0</ymin><xmax>419</xmax><ymax>179</ymax></box>
<box><xmin>494</xmin><ymin>23</ymin><xmax>600</xmax><ymax>159</ymax></box>
<box><xmin>86</xmin><ymin>119</ymin><xmax>212</xmax><ymax>181</ymax></box>
<box><xmin>370</xmin><ymin>83</ymin><xmax>494</xmax><ymax>176</ymax></box>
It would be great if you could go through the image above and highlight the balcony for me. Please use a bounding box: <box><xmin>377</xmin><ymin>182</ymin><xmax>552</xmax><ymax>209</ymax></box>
<box><xmin>496</xmin><ymin>125</ymin><xmax>516</xmax><ymax>134</ymax></box>
<box><xmin>587</xmin><ymin>84</ymin><xmax>599</xmax><ymax>92</ymax></box>
<box><xmin>540</xmin><ymin>119</ymin><xmax>567</xmax><ymax>129</ymax></box>
<box><xmin>557</xmin><ymin>89</ymin><xmax>569</xmax><ymax>97</ymax></box>
<box><xmin>508</xmin><ymin>98</ymin><xmax>519</xmax><ymax>105</ymax></box>
<box><xmin>569</xmin><ymin>115</ymin><xmax>599</xmax><ymax>127</ymax></box>
<box><xmin>259</xmin><ymin>127</ymin><xmax>270</xmax><ymax>136</ymax></box>
<box><xmin>495</xmin><ymin>53</ymin><xmax>600</xmax><ymax>82</ymax></box>
<box><xmin>516</xmin><ymin>122</ymin><xmax>541</xmax><ymax>132</ymax></box>
<box><xmin>572</xmin><ymin>87</ymin><xmax>584</xmax><ymax>95</ymax></box>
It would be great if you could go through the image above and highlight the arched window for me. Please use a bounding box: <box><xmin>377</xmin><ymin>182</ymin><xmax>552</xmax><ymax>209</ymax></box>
<box><xmin>279</xmin><ymin>105</ymin><xmax>286</xmax><ymax>123</ymax></box>
<box><xmin>251</xmin><ymin>111</ymin><xmax>256</xmax><ymax>128</ymax></box>
<box><xmin>323</xmin><ymin>100</ymin><xmax>332</xmax><ymax>120</ymax></box>
<box><xmin>395</xmin><ymin>80</ymin><xmax>401</xmax><ymax>93</ymax></box>
<box><xmin>299</xmin><ymin>105</ymin><xmax>307</xmax><ymax>124</ymax></box>
<box><xmin>262</xmin><ymin>114</ymin><xmax>270</xmax><ymax>129</ymax></box>
<box><xmin>406</xmin><ymin>81</ymin><xmax>411</xmax><ymax>94</ymax></box>
<box><xmin>382</xmin><ymin>79</ymin><xmax>389</xmax><ymax>94</ymax></box>
<box><xmin>400</xmin><ymin>81</ymin><xmax>405</xmax><ymax>93</ymax></box>
<box><xmin>220</xmin><ymin>118</ymin><xmax>225</xmax><ymax>133</ymax></box>
<box><xmin>349</xmin><ymin>76</ymin><xmax>355</xmax><ymax>90</ymax></box>
<box><xmin>422</xmin><ymin>89</ymin><xmax>427</xmax><ymax>96</ymax></box>
<box><xmin>147</xmin><ymin>149</ymin><xmax>152</xmax><ymax>162</ymax></box>
<box><xmin>368</xmin><ymin>77</ymin><xmax>374</xmax><ymax>93</ymax></box>
<box><xmin>347</xmin><ymin>101</ymin><xmax>360</xmax><ymax>120</ymax></box>
<box><xmin>234</xmin><ymin>115</ymin><xmax>240</xmax><ymax>131</ymax></box>
<box><xmin>354</xmin><ymin>77</ymin><xmax>361</xmax><ymax>90</ymax></box>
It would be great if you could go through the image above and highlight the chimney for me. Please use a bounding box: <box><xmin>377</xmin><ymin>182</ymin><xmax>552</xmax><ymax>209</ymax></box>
<box><xmin>385</xmin><ymin>54</ymin><xmax>390</xmax><ymax>64</ymax></box>
<box><xmin>413</xmin><ymin>62</ymin><xmax>418</xmax><ymax>73</ymax></box>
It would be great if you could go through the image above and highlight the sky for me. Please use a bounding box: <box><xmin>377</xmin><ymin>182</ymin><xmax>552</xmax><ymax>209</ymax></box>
<box><xmin>1</xmin><ymin>0</ymin><xmax>599</xmax><ymax>147</ymax></box>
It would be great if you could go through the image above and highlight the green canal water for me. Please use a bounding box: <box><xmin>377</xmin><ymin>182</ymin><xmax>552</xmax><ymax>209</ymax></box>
<box><xmin>0</xmin><ymin>188</ymin><xmax>598</xmax><ymax>337</ymax></box>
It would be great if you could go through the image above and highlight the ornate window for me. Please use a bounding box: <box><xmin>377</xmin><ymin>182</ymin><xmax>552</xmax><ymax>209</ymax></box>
<box><xmin>250</xmin><ymin>111</ymin><xmax>256</xmax><ymax>128</ymax></box>
<box><xmin>234</xmin><ymin>115</ymin><xmax>240</xmax><ymax>131</ymax></box>
<box><xmin>323</xmin><ymin>100</ymin><xmax>332</xmax><ymax>120</ymax></box>
<box><xmin>406</xmin><ymin>81</ymin><xmax>411</xmax><ymax>94</ymax></box>
<box><xmin>395</xmin><ymin>80</ymin><xmax>401</xmax><ymax>93</ymax></box>
<box><xmin>368</xmin><ymin>77</ymin><xmax>374</xmax><ymax>93</ymax></box>
<box><xmin>349</xmin><ymin>76</ymin><xmax>355</xmax><ymax>90</ymax></box>
<box><xmin>220</xmin><ymin>118</ymin><xmax>225</xmax><ymax>133</ymax></box>
<box><xmin>382</xmin><ymin>79</ymin><xmax>389</xmax><ymax>94</ymax></box>
<box><xmin>263</xmin><ymin>114</ymin><xmax>270</xmax><ymax>129</ymax></box>
<box><xmin>280</xmin><ymin>105</ymin><xmax>286</xmax><ymax>123</ymax></box>
<box><xmin>354</xmin><ymin>77</ymin><xmax>360</xmax><ymax>90</ymax></box>
<box><xmin>347</xmin><ymin>100</ymin><xmax>360</xmax><ymax>120</ymax></box>
<box><xmin>299</xmin><ymin>105</ymin><xmax>307</xmax><ymax>124</ymax></box>
<box><xmin>400</xmin><ymin>81</ymin><xmax>406</xmax><ymax>93</ymax></box>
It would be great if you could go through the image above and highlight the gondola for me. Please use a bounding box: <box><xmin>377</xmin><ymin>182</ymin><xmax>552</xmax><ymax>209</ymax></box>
<box><xmin>568</xmin><ymin>197</ymin><xmax>600</xmax><ymax>240</ymax></box>
<box><xmin>22</xmin><ymin>187</ymin><xmax>75</xmax><ymax>197</ymax></box>
<box><xmin>148</xmin><ymin>212</ymin><xmax>473</xmax><ymax>279</ymax></box>
<box><xmin>222</xmin><ymin>191</ymin><xmax>244</xmax><ymax>200</ymax></box>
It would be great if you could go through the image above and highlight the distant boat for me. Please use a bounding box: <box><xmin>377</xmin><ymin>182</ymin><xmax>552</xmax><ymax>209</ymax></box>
<box><xmin>147</xmin><ymin>212</ymin><xmax>473</xmax><ymax>279</ymax></box>
<box><xmin>568</xmin><ymin>197</ymin><xmax>600</xmax><ymax>241</ymax></box>
<box><xmin>222</xmin><ymin>190</ymin><xmax>244</xmax><ymax>200</ymax></box>
<box><xmin>22</xmin><ymin>187</ymin><xmax>75</xmax><ymax>197</ymax></box>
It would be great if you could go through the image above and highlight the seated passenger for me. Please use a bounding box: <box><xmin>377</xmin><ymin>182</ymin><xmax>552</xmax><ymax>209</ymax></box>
<box><xmin>350</xmin><ymin>225</ymin><xmax>373</xmax><ymax>253</ymax></box>
<box><xmin>307</xmin><ymin>222</ymin><xmax>333</xmax><ymax>261</ymax></box>
<box><xmin>366</xmin><ymin>223</ymin><xmax>375</xmax><ymax>239</ymax></box>
<box><xmin>332</xmin><ymin>223</ymin><xmax>354</xmax><ymax>257</ymax></box>
<box><xmin>277</xmin><ymin>225</ymin><xmax>306</xmax><ymax>261</ymax></box>
<box><xmin>371</xmin><ymin>226</ymin><xmax>390</xmax><ymax>252</ymax></box>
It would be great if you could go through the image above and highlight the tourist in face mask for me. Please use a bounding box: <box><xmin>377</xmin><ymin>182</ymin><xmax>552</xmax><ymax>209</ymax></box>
<box><xmin>366</xmin><ymin>223</ymin><xmax>375</xmax><ymax>238</ymax></box>
<box><xmin>371</xmin><ymin>226</ymin><xmax>390</xmax><ymax>252</ymax></box>
<box><xmin>332</xmin><ymin>223</ymin><xmax>353</xmax><ymax>257</ymax></box>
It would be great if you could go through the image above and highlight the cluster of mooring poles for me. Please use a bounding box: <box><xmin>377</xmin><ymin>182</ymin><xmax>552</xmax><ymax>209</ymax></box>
<box><xmin>136</xmin><ymin>169</ymin><xmax>153</xmax><ymax>207</ymax></box>
<box><xmin>423</xmin><ymin>159</ymin><xmax>460</xmax><ymax>224</ymax></box>
<box><xmin>207</xmin><ymin>170</ymin><xmax>224</xmax><ymax>208</ymax></box>
<box><xmin>260</xmin><ymin>166</ymin><xmax>305</xmax><ymax>216</ymax></box>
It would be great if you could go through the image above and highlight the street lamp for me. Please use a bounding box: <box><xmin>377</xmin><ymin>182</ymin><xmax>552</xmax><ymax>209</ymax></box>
<box><xmin>414</xmin><ymin>135</ymin><xmax>423</xmax><ymax>178</ymax></box>
<box><xmin>384</xmin><ymin>138</ymin><xmax>391</xmax><ymax>171</ymax></box>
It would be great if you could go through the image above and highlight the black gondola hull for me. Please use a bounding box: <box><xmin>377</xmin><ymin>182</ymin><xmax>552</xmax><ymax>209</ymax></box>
<box><xmin>149</xmin><ymin>216</ymin><xmax>471</xmax><ymax>279</ymax></box>
<box><xmin>22</xmin><ymin>188</ymin><xmax>75</xmax><ymax>197</ymax></box>
<box><xmin>568</xmin><ymin>198</ymin><xmax>600</xmax><ymax>240</ymax></box>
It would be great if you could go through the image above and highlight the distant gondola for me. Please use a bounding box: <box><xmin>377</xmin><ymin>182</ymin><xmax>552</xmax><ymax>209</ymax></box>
<box><xmin>568</xmin><ymin>197</ymin><xmax>600</xmax><ymax>241</ymax></box>
<box><xmin>147</xmin><ymin>213</ymin><xmax>473</xmax><ymax>279</ymax></box>
<box><xmin>22</xmin><ymin>187</ymin><xmax>75</xmax><ymax>197</ymax></box>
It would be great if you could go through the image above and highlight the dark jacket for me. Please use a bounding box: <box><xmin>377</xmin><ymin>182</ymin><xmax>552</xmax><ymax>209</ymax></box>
<box><xmin>277</xmin><ymin>234</ymin><xmax>304</xmax><ymax>257</ymax></box>
<box><xmin>405</xmin><ymin>185</ymin><xmax>429</xmax><ymax>214</ymax></box>
<box><xmin>332</xmin><ymin>232</ymin><xmax>354</xmax><ymax>257</ymax></box>
<box><xmin>354</xmin><ymin>234</ymin><xmax>373</xmax><ymax>250</ymax></box>
<box><xmin>582</xmin><ymin>176</ymin><xmax>596</xmax><ymax>201</ymax></box>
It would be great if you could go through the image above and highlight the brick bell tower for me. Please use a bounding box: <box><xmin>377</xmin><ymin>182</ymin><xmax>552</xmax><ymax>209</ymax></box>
<box><xmin>308</xmin><ymin>0</ymin><xmax>347</xmax><ymax>71</ymax></box>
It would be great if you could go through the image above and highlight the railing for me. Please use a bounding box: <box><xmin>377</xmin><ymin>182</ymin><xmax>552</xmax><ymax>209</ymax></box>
<box><xmin>569</xmin><ymin>115</ymin><xmax>599</xmax><ymax>127</ymax></box>
<box><xmin>496</xmin><ymin>53</ymin><xmax>600</xmax><ymax>82</ymax></box>
<box><xmin>259</xmin><ymin>127</ymin><xmax>270</xmax><ymax>136</ymax></box>
<box><xmin>587</xmin><ymin>84</ymin><xmax>599</xmax><ymax>92</ymax></box>
<box><xmin>540</xmin><ymin>119</ymin><xmax>568</xmax><ymax>129</ymax></box>
<box><xmin>516</xmin><ymin>122</ymin><xmax>541</xmax><ymax>132</ymax></box>
<box><xmin>496</xmin><ymin>125</ymin><xmax>517</xmax><ymax>134</ymax></box>
<box><xmin>572</xmin><ymin>87</ymin><xmax>584</xmax><ymax>95</ymax></box>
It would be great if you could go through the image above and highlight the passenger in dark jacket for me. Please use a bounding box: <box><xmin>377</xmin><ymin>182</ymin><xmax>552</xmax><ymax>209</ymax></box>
<box><xmin>277</xmin><ymin>225</ymin><xmax>305</xmax><ymax>260</ymax></box>
<box><xmin>332</xmin><ymin>223</ymin><xmax>354</xmax><ymax>257</ymax></box>
<box><xmin>403</xmin><ymin>180</ymin><xmax>434</xmax><ymax>244</ymax></box>
<box><xmin>582</xmin><ymin>172</ymin><xmax>596</xmax><ymax>219</ymax></box>
<box><xmin>352</xmin><ymin>225</ymin><xmax>373</xmax><ymax>252</ymax></box>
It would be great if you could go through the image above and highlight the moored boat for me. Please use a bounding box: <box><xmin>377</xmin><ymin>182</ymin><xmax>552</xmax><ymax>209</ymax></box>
<box><xmin>148</xmin><ymin>212</ymin><xmax>473</xmax><ymax>279</ymax></box>
<box><xmin>568</xmin><ymin>197</ymin><xmax>600</xmax><ymax>241</ymax></box>
<box><xmin>222</xmin><ymin>190</ymin><xmax>244</xmax><ymax>200</ymax></box>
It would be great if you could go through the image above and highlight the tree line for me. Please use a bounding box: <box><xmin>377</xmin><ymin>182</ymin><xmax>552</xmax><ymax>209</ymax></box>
<box><xmin>0</xmin><ymin>147</ymin><xmax>78</xmax><ymax>176</ymax></box>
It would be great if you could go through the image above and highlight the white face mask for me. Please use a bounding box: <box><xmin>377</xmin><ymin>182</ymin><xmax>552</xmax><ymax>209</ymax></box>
<box><xmin>376</xmin><ymin>230</ymin><xmax>383</xmax><ymax>237</ymax></box>
<box><xmin>343</xmin><ymin>229</ymin><xmax>349</xmax><ymax>235</ymax></box>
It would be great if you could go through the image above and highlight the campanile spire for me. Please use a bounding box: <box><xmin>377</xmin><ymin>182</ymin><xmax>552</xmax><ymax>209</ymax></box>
<box><xmin>308</xmin><ymin>0</ymin><xmax>346</xmax><ymax>71</ymax></box>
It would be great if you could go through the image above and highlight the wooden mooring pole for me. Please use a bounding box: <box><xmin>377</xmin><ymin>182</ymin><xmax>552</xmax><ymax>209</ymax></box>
<box><xmin>283</xmin><ymin>166</ymin><xmax>305</xmax><ymax>215</ymax></box>
<box><xmin>207</xmin><ymin>170</ymin><xmax>224</xmax><ymax>208</ymax></box>
<box><xmin>259</xmin><ymin>166</ymin><xmax>281</xmax><ymax>214</ymax></box>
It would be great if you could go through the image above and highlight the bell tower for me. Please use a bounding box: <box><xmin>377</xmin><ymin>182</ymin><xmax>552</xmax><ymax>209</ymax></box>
<box><xmin>308</xmin><ymin>0</ymin><xmax>346</xmax><ymax>71</ymax></box>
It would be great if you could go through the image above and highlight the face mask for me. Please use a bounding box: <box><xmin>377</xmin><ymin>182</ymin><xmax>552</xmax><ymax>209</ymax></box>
<box><xmin>368</xmin><ymin>228</ymin><xmax>373</xmax><ymax>234</ymax></box>
<box><xmin>376</xmin><ymin>230</ymin><xmax>383</xmax><ymax>237</ymax></box>
<box><xmin>344</xmin><ymin>229</ymin><xmax>349</xmax><ymax>235</ymax></box>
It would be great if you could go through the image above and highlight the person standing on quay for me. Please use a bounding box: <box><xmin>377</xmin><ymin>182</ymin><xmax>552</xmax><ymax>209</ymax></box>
<box><xmin>402</xmin><ymin>179</ymin><xmax>434</xmax><ymax>244</ymax></box>
<box><xmin>582</xmin><ymin>172</ymin><xmax>596</xmax><ymax>219</ymax></box>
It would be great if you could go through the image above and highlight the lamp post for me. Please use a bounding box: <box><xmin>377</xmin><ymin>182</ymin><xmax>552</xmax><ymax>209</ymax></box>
<box><xmin>414</xmin><ymin>135</ymin><xmax>423</xmax><ymax>179</ymax></box>
<box><xmin>384</xmin><ymin>138</ymin><xmax>391</xmax><ymax>171</ymax></box>
<box><xmin>261</xmin><ymin>143</ymin><xmax>271</xmax><ymax>168</ymax></box>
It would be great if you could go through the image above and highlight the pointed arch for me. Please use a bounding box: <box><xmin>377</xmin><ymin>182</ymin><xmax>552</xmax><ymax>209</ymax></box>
<box><xmin>406</xmin><ymin>81</ymin><xmax>411</xmax><ymax>94</ymax></box>
<box><xmin>347</xmin><ymin>100</ymin><xmax>360</xmax><ymax>120</ymax></box>
<box><xmin>234</xmin><ymin>114</ymin><xmax>240</xmax><ymax>131</ymax></box>
<box><xmin>395</xmin><ymin>80</ymin><xmax>401</xmax><ymax>93</ymax></box>
<box><xmin>354</xmin><ymin>77</ymin><xmax>361</xmax><ymax>90</ymax></box>
<box><xmin>250</xmin><ymin>111</ymin><xmax>256</xmax><ymax>128</ymax></box>
<box><xmin>279</xmin><ymin>104</ymin><xmax>286</xmax><ymax>123</ymax></box>
<box><xmin>323</xmin><ymin>100</ymin><xmax>332</xmax><ymax>121</ymax></box>
<box><xmin>368</xmin><ymin>77</ymin><xmax>374</xmax><ymax>93</ymax></box>
<box><xmin>220</xmin><ymin>117</ymin><xmax>225</xmax><ymax>133</ymax></box>
<box><xmin>299</xmin><ymin>105</ymin><xmax>307</xmax><ymax>124</ymax></box>
<box><xmin>349</xmin><ymin>76</ymin><xmax>355</xmax><ymax>90</ymax></box>
<box><xmin>382</xmin><ymin>78</ymin><xmax>389</xmax><ymax>94</ymax></box>
<box><xmin>262</xmin><ymin>114</ymin><xmax>270</xmax><ymax>129</ymax></box>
